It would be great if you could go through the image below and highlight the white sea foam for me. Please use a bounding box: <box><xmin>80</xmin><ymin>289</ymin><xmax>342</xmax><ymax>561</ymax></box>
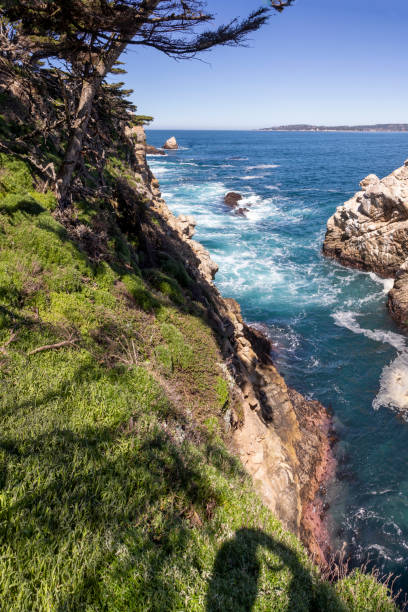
<box><xmin>246</xmin><ymin>164</ymin><xmax>280</xmax><ymax>170</ymax></box>
<box><xmin>368</xmin><ymin>272</ymin><xmax>394</xmax><ymax>293</ymax></box>
<box><xmin>333</xmin><ymin>311</ymin><xmax>408</xmax><ymax>415</ymax></box>
<box><xmin>148</xmin><ymin>164</ymin><xmax>170</xmax><ymax>175</ymax></box>
<box><xmin>373</xmin><ymin>353</ymin><xmax>408</xmax><ymax>415</ymax></box>
<box><xmin>332</xmin><ymin>311</ymin><xmax>406</xmax><ymax>352</ymax></box>
<box><xmin>265</xmin><ymin>185</ymin><xmax>280</xmax><ymax>190</ymax></box>
<box><xmin>241</xmin><ymin>175</ymin><xmax>258</xmax><ymax>180</ymax></box>
<box><xmin>242</xmin><ymin>195</ymin><xmax>280</xmax><ymax>221</ymax></box>
<box><xmin>309</xmin><ymin>357</ymin><xmax>320</xmax><ymax>368</ymax></box>
<box><xmin>367</xmin><ymin>544</ymin><xmax>394</xmax><ymax>561</ymax></box>
<box><xmin>344</xmin><ymin>293</ymin><xmax>380</xmax><ymax>307</ymax></box>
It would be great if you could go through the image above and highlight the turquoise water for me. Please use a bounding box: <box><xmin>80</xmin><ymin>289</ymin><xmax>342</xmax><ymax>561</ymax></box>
<box><xmin>147</xmin><ymin>130</ymin><xmax>408</xmax><ymax>593</ymax></box>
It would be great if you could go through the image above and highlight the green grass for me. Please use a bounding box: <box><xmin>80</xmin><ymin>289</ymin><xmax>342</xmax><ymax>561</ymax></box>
<box><xmin>215</xmin><ymin>376</ymin><xmax>229</xmax><ymax>411</ymax></box>
<box><xmin>0</xmin><ymin>153</ymin><xmax>397</xmax><ymax>611</ymax></box>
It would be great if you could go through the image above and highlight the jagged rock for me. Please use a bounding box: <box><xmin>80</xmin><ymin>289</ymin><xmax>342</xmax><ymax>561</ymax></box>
<box><xmin>145</xmin><ymin>144</ymin><xmax>166</xmax><ymax>155</ymax></box>
<box><xmin>224</xmin><ymin>192</ymin><xmax>251</xmax><ymax>217</ymax></box>
<box><xmin>323</xmin><ymin>160</ymin><xmax>408</xmax><ymax>327</ymax></box>
<box><xmin>163</xmin><ymin>136</ymin><xmax>178</xmax><ymax>150</ymax></box>
<box><xmin>177</xmin><ymin>214</ymin><xmax>196</xmax><ymax>239</ymax></box>
<box><xmin>388</xmin><ymin>263</ymin><xmax>408</xmax><ymax>326</ymax></box>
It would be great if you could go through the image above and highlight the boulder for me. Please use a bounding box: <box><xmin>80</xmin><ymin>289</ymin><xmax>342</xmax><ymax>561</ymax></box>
<box><xmin>163</xmin><ymin>136</ymin><xmax>178</xmax><ymax>150</ymax></box>
<box><xmin>224</xmin><ymin>192</ymin><xmax>243</xmax><ymax>208</ymax></box>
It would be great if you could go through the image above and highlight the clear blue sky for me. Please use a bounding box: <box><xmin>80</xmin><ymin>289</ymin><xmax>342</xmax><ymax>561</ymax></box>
<box><xmin>120</xmin><ymin>0</ymin><xmax>408</xmax><ymax>129</ymax></box>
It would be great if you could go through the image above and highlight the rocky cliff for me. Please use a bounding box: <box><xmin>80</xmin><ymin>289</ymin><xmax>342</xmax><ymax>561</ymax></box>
<box><xmin>323</xmin><ymin>160</ymin><xmax>408</xmax><ymax>328</ymax></box>
<box><xmin>130</xmin><ymin>126</ymin><xmax>333</xmax><ymax>561</ymax></box>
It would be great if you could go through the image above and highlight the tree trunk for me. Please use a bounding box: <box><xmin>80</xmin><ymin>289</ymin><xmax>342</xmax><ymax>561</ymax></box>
<box><xmin>55</xmin><ymin>77</ymin><xmax>100</xmax><ymax>206</ymax></box>
<box><xmin>55</xmin><ymin>0</ymin><xmax>161</xmax><ymax>206</ymax></box>
<box><xmin>55</xmin><ymin>42</ymin><xmax>127</xmax><ymax>207</ymax></box>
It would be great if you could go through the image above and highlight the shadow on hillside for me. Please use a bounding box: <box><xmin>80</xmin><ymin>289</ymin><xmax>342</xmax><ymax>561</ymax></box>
<box><xmin>0</xmin><ymin>397</ymin><xmax>245</xmax><ymax>608</ymax></box>
<box><xmin>206</xmin><ymin>528</ymin><xmax>347</xmax><ymax>612</ymax></box>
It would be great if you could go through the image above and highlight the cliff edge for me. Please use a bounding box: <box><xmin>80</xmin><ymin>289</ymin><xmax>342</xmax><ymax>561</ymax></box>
<box><xmin>131</xmin><ymin>126</ymin><xmax>333</xmax><ymax>561</ymax></box>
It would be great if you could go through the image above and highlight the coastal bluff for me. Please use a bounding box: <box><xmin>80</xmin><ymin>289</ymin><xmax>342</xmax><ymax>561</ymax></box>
<box><xmin>130</xmin><ymin>126</ymin><xmax>333</xmax><ymax>561</ymax></box>
<box><xmin>323</xmin><ymin>160</ymin><xmax>408</xmax><ymax>327</ymax></box>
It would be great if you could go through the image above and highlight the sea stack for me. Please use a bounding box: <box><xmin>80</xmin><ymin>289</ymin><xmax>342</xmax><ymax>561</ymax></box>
<box><xmin>323</xmin><ymin>159</ymin><xmax>408</xmax><ymax>326</ymax></box>
<box><xmin>163</xmin><ymin>136</ymin><xmax>178</xmax><ymax>150</ymax></box>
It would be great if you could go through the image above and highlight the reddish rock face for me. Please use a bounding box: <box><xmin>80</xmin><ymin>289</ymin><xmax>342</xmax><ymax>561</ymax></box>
<box><xmin>323</xmin><ymin>160</ymin><xmax>408</xmax><ymax>328</ymax></box>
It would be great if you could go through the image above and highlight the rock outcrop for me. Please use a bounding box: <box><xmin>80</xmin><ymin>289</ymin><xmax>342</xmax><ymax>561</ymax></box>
<box><xmin>224</xmin><ymin>191</ymin><xmax>243</xmax><ymax>207</ymax></box>
<box><xmin>163</xmin><ymin>136</ymin><xmax>178</xmax><ymax>150</ymax></box>
<box><xmin>145</xmin><ymin>144</ymin><xmax>166</xmax><ymax>155</ymax></box>
<box><xmin>323</xmin><ymin>160</ymin><xmax>408</xmax><ymax>327</ymax></box>
<box><xmin>224</xmin><ymin>192</ymin><xmax>249</xmax><ymax>216</ymax></box>
<box><xmin>126</xmin><ymin>126</ymin><xmax>334</xmax><ymax>563</ymax></box>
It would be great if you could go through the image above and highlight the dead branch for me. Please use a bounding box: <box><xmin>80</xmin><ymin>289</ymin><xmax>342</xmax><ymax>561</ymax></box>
<box><xmin>28</xmin><ymin>339</ymin><xmax>76</xmax><ymax>355</ymax></box>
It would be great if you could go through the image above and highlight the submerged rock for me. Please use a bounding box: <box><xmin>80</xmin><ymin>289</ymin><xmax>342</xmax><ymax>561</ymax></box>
<box><xmin>163</xmin><ymin>136</ymin><xmax>178</xmax><ymax>150</ymax></box>
<box><xmin>323</xmin><ymin>159</ymin><xmax>408</xmax><ymax>327</ymax></box>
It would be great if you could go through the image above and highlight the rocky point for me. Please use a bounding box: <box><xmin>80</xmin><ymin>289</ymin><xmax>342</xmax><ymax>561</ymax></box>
<box><xmin>323</xmin><ymin>159</ymin><xmax>408</xmax><ymax>328</ymax></box>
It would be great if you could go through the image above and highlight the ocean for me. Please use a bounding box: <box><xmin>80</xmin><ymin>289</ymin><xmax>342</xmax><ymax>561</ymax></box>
<box><xmin>146</xmin><ymin>129</ymin><xmax>408</xmax><ymax>594</ymax></box>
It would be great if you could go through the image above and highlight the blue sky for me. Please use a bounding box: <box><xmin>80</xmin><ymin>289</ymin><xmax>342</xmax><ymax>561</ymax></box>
<box><xmin>121</xmin><ymin>0</ymin><xmax>408</xmax><ymax>129</ymax></box>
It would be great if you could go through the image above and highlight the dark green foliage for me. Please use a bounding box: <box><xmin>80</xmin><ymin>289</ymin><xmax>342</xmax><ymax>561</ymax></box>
<box><xmin>130</xmin><ymin>114</ymin><xmax>154</xmax><ymax>126</ymax></box>
<box><xmin>159</xmin><ymin>253</ymin><xmax>193</xmax><ymax>288</ymax></box>
<box><xmin>121</xmin><ymin>273</ymin><xmax>160</xmax><ymax>312</ymax></box>
<box><xmin>145</xmin><ymin>268</ymin><xmax>185</xmax><ymax>306</ymax></box>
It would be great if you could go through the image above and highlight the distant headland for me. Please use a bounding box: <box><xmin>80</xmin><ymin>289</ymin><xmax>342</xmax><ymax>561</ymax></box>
<box><xmin>260</xmin><ymin>124</ymin><xmax>408</xmax><ymax>132</ymax></box>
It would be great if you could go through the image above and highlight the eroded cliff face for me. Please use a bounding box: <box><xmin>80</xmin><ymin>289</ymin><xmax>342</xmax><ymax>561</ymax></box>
<box><xmin>127</xmin><ymin>126</ymin><xmax>332</xmax><ymax>562</ymax></box>
<box><xmin>323</xmin><ymin>161</ymin><xmax>408</xmax><ymax>327</ymax></box>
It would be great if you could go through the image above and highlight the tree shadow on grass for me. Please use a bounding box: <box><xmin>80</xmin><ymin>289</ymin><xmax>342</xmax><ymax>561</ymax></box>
<box><xmin>0</xmin><ymin>414</ymin><xmax>225</xmax><ymax>610</ymax></box>
<box><xmin>206</xmin><ymin>528</ymin><xmax>347</xmax><ymax>612</ymax></box>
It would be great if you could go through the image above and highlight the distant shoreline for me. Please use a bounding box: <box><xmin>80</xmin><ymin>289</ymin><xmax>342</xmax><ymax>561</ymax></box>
<box><xmin>260</xmin><ymin>124</ymin><xmax>408</xmax><ymax>133</ymax></box>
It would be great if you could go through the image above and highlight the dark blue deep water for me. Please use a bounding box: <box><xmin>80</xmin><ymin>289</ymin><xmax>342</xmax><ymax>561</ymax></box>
<box><xmin>147</xmin><ymin>130</ymin><xmax>408</xmax><ymax>593</ymax></box>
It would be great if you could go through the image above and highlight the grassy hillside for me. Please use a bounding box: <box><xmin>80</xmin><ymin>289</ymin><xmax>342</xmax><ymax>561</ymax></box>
<box><xmin>0</xmin><ymin>147</ymin><xmax>398</xmax><ymax>610</ymax></box>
